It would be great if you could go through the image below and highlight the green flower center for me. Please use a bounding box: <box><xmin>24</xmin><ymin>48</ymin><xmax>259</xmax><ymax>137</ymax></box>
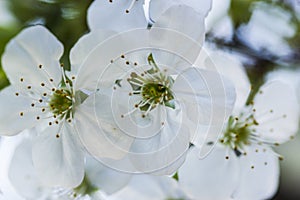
<box><xmin>49</xmin><ymin>88</ymin><xmax>73</xmax><ymax>119</ymax></box>
<box><xmin>127</xmin><ymin>53</ymin><xmax>175</xmax><ymax>112</ymax></box>
<box><xmin>220</xmin><ymin>114</ymin><xmax>259</xmax><ymax>152</ymax></box>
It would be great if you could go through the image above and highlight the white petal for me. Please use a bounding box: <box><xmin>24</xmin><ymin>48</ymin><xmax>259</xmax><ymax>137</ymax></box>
<box><xmin>108</xmin><ymin>175</ymin><xmax>185</xmax><ymax>200</ymax></box>
<box><xmin>74</xmin><ymin>29</ymin><xmax>150</xmax><ymax>91</ymax></box>
<box><xmin>150</xmin><ymin>5</ymin><xmax>205</xmax><ymax>66</ymax></box>
<box><xmin>237</xmin><ymin>2</ymin><xmax>296</xmax><ymax>57</ymax></box>
<box><xmin>70</xmin><ymin>29</ymin><xmax>116</xmax><ymax>76</ymax></box>
<box><xmin>87</xmin><ymin>0</ymin><xmax>147</xmax><ymax>32</ymax></box>
<box><xmin>233</xmin><ymin>145</ymin><xmax>280</xmax><ymax>200</ymax></box>
<box><xmin>149</xmin><ymin>0</ymin><xmax>212</xmax><ymax>22</ymax></box>
<box><xmin>2</xmin><ymin>25</ymin><xmax>63</xmax><ymax>93</ymax></box>
<box><xmin>205</xmin><ymin>0</ymin><xmax>231</xmax><ymax>32</ymax></box>
<box><xmin>8</xmin><ymin>139</ymin><xmax>49</xmax><ymax>199</ymax></box>
<box><xmin>253</xmin><ymin>81</ymin><xmax>299</xmax><ymax>143</ymax></box>
<box><xmin>0</xmin><ymin>86</ymin><xmax>41</xmax><ymax>136</ymax></box>
<box><xmin>32</xmin><ymin>122</ymin><xmax>84</xmax><ymax>188</ymax></box>
<box><xmin>128</xmin><ymin>107</ymin><xmax>190</xmax><ymax>174</ymax></box>
<box><xmin>178</xmin><ymin>146</ymin><xmax>239</xmax><ymax>199</ymax></box>
<box><xmin>194</xmin><ymin>47</ymin><xmax>251</xmax><ymax>114</ymax></box>
<box><xmin>85</xmin><ymin>156</ymin><xmax>131</xmax><ymax>195</ymax></box>
<box><xmin>173</xmin><ymin>68</ymin><xmax>236</xmax><ymax>157</ymax></box>
<box><xmin>75</xmin><ymin>93</ymin><xmax>134</xmax><ymax>160</ymax></box>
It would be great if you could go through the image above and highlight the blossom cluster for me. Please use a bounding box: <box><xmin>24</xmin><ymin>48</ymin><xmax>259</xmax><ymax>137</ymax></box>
<box><xmin>0</xmin><ymin>0</ymin><xmax>299</xmax><ymax>200</ymax></box>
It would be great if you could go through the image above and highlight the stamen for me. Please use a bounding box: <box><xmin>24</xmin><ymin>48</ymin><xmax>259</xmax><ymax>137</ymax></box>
<box><xmin>125</xmin><ymin>0</ymin><xmax>137</xmax><ymax>13</ymax></box>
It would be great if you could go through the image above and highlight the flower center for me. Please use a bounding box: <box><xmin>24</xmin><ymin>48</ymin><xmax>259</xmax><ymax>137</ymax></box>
<box><xmin>220</xmin><ymin>111</ymin><xmax>259</xmax><ymax>153</ymax></box>
<box><xmin>49</xmin><ymin>88</ymin><xmax>73</xmax><ymax>119</ymax></box>
<box><xmin>126</xmin><ymin>53</ymin><xmax>175</xmax><ymax>115</ymax></box>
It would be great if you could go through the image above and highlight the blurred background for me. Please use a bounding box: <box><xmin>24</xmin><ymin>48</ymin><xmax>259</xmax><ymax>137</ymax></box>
<box><xmin>0</xmin><ymin>0</ymin><xmax>299</xmax><ymax>199</ymax></box>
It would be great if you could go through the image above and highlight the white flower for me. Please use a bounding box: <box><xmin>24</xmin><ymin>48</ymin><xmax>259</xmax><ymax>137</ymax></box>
<box><xmin>8</xmin><ymin>137</ymin><xmax>131</xmax><ymax>200</ymax></box>
<box><xmin>178</xmin><ymin>50</ymin><xmax>300</xmax><ymax>200</ymax></box>
<box><xmin>237</xmin><ymin>1</ymin><xmax>296</xmax><ymax>57</ymax></box>
<box><xmin>0</xmin><ymin>25</ymin><xmax>133</xmax><ymax>188</ymax></box>
<box><xmin>87</xmin><ymin>0</ymin><xmax>148</xmax><ymax>32</ymax></box>
<box><xmin>76</xmin><ymin>5</ymin><xmax>236</xmax><ymax>174</ymax></box>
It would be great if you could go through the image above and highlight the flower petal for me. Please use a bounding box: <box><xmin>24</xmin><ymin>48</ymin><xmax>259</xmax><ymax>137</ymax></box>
<box><xmin>233</xmin><ymin>145</ymin><xmax>280</xmax><ymax>200</ymax></box>
<box><xmin>70</xmin><ymin>29</ymin><xmax>117</xmax><ymax>76</ymax></box>
<box><xmin>8</xmin><ymin>138</ymin><xmax>49</xmax><ymax>199</ymax></box>
<box><xmin>150</xmin><ymin>5</ymin><xmax>205</xmax><ymax>66</ymax></box>
<box><xmin>128</xmin><ymin>106</ymin><xmax>190</xmax><ymax>174</ymax></box>
<box><xmin>32</xmin><ymin>122</ymin><xmax>84</xmax><ymax>188</ymax></box>
<box><xmin>253</xmin><ymin>81</ymin><xmax>299</xmax><ymax>143</ymax></box>
<box><xmin>85</xmin><ymin>156</ymin><xmax>131</xmax><ymax>195</ymax></box>
<box><xmin>178</xmin><ymin>146</ymin><xmax>239</xmax><ymax>199</ymax></box>
<box><xmin>87</xmin><ymin>0</ymin><xmax>147</xmax><ymax>32</ymax></box>
<box><xmin>0</xmin><ymin>86</ymin><xmax>41</xmax><ymax>136</ymax></box>
<box><xmin>2</xmin><ymin>25</ymin><xmax>63</xmax><ymax>93</ymax></box>
<box><xmin>149</xmin><ymin>0</ymin><xmax>212</xmax><ymax>22</ymax></box>
<box><xmin>75</xmin><ymin>93</ymin><xmax>134</xmax><ymax>160</ymax></box>
<box><xmin>172</xmin><ymin>68</ymin><xmax>236</xmax><ymax>157</ymax></box>
<box><xmin>194</xmin><ymin>47</ymin><xmax>251</xmax><ymax>114</ymax></box>
<box><xmin>73</xmin><ymin>29</ymin><xmax>150</xmax><ymax>91</ymax></box>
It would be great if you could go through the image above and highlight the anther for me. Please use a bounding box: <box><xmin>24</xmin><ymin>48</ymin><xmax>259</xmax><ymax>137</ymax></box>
<box><xmin>49</xmin><ymin>78</ymin><xmax>53</xmax><ymax>82</ymax></box>
<box><xmin>43</xmin><ymin>93</ymin><xmax>47</xmax><ymax>96</ymax></box>
<box><xmin>251</xmin><ymin>166</ymin><xmax>255</xmax><ymax>169</ymax></box>
<box><xmin>49</xmin><ymin>122</ymin><xmax>52</xmax><ymax>126</ymax></box>
<box><xmin>56</xmin><ymin>134</ymin><xmax>60</xmax><ymax>138</ymax></box>
<box><xmin>39</xmin><ymin>99</ymin><xmax>43</xmax><ymax>103</ymax></box>
<box><xmin>36</xmin><ymin>116</ymin><xmax>40</xmax><ymax>120</ymax></box>
<box><xmin>31</xmin><ymin>103</ymin><xmax>35</xmax><ymax>107</ymax></box>
<box><xmin>15</xmin><ymin>93</ymin><xmax>19</xmax><ymax>96</ymax></box>
<box><xmin>41</xmin><ymin>83</ymin><xmax>45</xmax><ymax>87</ymax></box>
<box><xmin>279</xmin><ymin>156</ymin><xmax>284</xmax><ymax>161</ymax></box>
<box><xmin>38</xmin><ymin>64</ymin><xmax>42</xmax><ymax>69</ymax></box>
<box><xmin>121</xmin><ymin>55</ymin><xmax>125</xmax><ymax>58</ymax></box>
<box><xmin>225</xmin><ymin>156</ymin><xmax>229</xmax><ymax>160</ymax></box>
<box><xmin>20</xmin><ymin>78</ymin><xmax>24</xmax><ymax>82</ymax></box>
<box><xmin>126</xmin><ymin>61</ymin><xmax>130</xmax><ymax>65</ymax></box>
<box><xmin>20</xmin><ymin>112</ymin><xmax>24</xmax><ymax>116</ymax></box>
<box><xmin>27</xmin><ymin>86</ymin><xmax>32</xmax><ymax>89</ymax></box>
